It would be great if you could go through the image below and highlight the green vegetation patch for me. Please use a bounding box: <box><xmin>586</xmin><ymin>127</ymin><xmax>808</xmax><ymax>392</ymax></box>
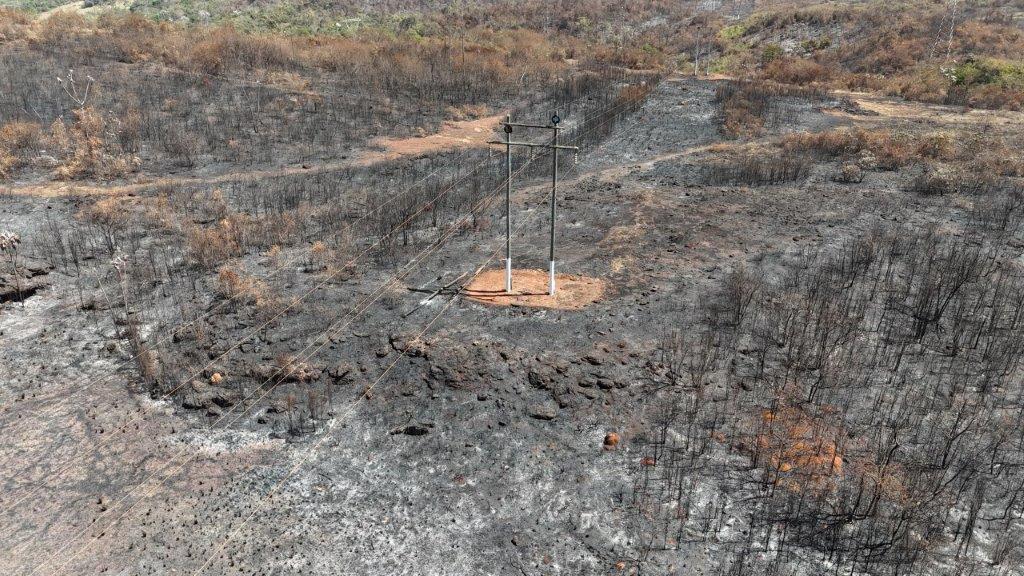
<box><xmin>718</xmin><ymin>23</ymin><xmax>748</xmax><ymax>41</ymax></box>
<box><xmin>948</xmin><ymin>58</ymin><xmax>1024</xmax><ymax>90</ymax></box>
<box><xmin>4</xmin><ymin>0</ymin><xmax>72</xmax><ymax>13</ymax></box>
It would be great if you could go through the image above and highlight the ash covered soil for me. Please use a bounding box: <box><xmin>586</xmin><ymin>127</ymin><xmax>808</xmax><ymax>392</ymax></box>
<box><xmin>2</xmin><ymin>76</ymin><xmax>1020</xmax><ymax>575</ymax></box>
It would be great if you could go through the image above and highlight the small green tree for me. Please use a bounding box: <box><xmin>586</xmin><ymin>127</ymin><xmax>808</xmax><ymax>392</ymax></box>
<box><xmin>761</xmin><ymin>44</ymin><xmax>783</xmax><ymax>65</ymax></box>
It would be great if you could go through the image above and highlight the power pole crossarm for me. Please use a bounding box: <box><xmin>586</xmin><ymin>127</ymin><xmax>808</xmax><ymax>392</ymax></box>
<box><xmin>486</xmin><ymin>141</ymin><xmax>579</xmax><ymax>151</ymax></box>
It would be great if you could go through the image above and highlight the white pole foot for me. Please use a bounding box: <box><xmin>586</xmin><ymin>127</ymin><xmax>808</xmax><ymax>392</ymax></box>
<box><xmin>506</xmin><ymin>258</ymin><xmax>513</xmax><ymax>293</ymax></box>
<box><xmin>549</xmin><ymin>261</ymin><xmax>556</xmax><ymax>295</ymax></box>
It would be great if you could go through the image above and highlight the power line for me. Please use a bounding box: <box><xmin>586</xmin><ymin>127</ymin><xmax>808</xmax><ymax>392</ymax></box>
<box><xmin>0</xmin><ymin>150</ymin><xmax>498</xmax><ymax>519</ymax></box>
<box><xmin>188</xmin><ymin>104</ymin><xmax>650</xmax><ymax>576</ymax></box>
<box><xmin>29</xmin><ymin>145</ymin><xmax>547</xmax><ymax>576</ymax></box>
<box><xmin>927</xmin><ymin>0</ymin><xmax>960</xmax><ymax>63</ymax></box>
<box><xmin>0</xmin><ymin>143</ymin><xmax>485</xmax><ymax>422</ymax></box>
<box><xmin>0</xmin><ymin>74</ymin><xmax>634</xmax><ymax>486</ymax></box>
<box><xmin>3</xmin><ymin>89</ymin><xmax>642</xmax><ymax>523</ymax></box>
<box><xmin>1</xmin><ymin>66</ymin><xmax>634</xmax><ymax>422</ymax></box>
<box><xmin>489</xmin><ymin>113</ymin><xmax>578</xmax><ymax>295</ymax></box>
<box><xmin>18</xmin><ymin>90</ymin><xmax>653</xmax><ymax>574</ymax></box>
<box><xmin>945</xmin><ymin>0</ymin><xmax>960</xmax><ymax>62</ymax></box>
<box><xmin>192</xmin><ymin>213</ymin><xmax>516</xmax><ymax>576</ymax></box>
<box><xmin>2</xmin><ymin>41</ymin><xmax>563</xmax><ymax>414</ymax></box>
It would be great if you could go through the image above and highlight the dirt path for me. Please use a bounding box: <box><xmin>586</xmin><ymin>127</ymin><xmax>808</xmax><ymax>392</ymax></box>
<box><xmin>833</xmin><ymin>90</ymin><xmax>1024</xmax><ymax>127</ymax></box>
<box><xmin>38</xmin><ymin>0</ymin><xmax>134</xmax><ymax>18</ymax></box>
<box><xmin>4</xmin><ymin>74</ymin><xmax>962</xmax><ymax>576</ymax></box>
<box><xmin>373</xmin><ymin>113</ymin><xmax>504</xmax><ymax>156</ymax></box>
<box><xmin>17</xmin><ymin>81</ymin><xmax>1011</xmax><ymax>200</ymax></box>
<box><xmin>7</xmin><ymin>114</ymin><xmax>502</xmax><ymax>198</ymax></box>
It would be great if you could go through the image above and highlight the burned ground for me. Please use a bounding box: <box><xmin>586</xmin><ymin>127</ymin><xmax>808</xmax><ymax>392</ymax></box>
<box><xmin>3</xmin><ymin>71</ymin><xmax>1024</xmax><ymax>576</ymax></box>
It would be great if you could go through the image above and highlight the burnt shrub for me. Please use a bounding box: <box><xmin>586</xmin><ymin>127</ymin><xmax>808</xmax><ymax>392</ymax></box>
<box><xmin>832</xmin><ymin>162</ymin><xmax>864</xmax><ymax>183</ymax></box>
<box><xmin>764</xmin><ymin>56</ymin><xmax>833</xmax><ymax>85</ymax></box>
<box><xmin>780</xmin><ymin>127</ymin><xmax>915</xmax><ymax>170</ymax></box>
<box><xmin>715</xmin><ymin>80</ymin><xmax>834</xmax><ymax>139</ymax></box>
<box><xmin>904</xmin><ymin>163</ymin><xmax>970</xmax><ymax>196</ymax></box>
<box><xmin>714</xmin><ymin>81</ymin><xmax>771</xmax><ymax>139</ymax></box>
<box><xmin>704</xmin><ymin>151</ymin><xmax>810</xmax><ymax>185</ymax></box>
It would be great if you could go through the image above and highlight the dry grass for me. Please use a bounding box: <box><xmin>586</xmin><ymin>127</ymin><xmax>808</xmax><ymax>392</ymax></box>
<box><xmin>780</xmin><ymin>127</ymin><xmax>917</xmax><ymax>169</ymax></box>
<box><xmin>51</xmin><ymin>108</ymin><xmax>140</xmax><ymax>180</ymax></box>
<box><xmin>782</xmin><ymin>124</ymin><xmax>1024</xmax><ymax>181</ymax></box>
<box><xmin>716</xmin><ymin>84</ymin><xmax>768</xmax><ymax>139</ymax></box>
<box><xmin>764</xmin><ymin>57</ymin><xmax>832</xmax><ymax>86</ymax></box>
<box><xmin>7</xmin><ymin>12</ymin><xmax>571</xmax><ymax>96</ymax></box>
<box><xmin>729</xmin><ymin>3</ymin><xmax>1024</xmax><ymax>111</ymax></box>
<box><xmin>0</xmin><ymin>121</ymin><xmax>42</xmax><ymax>178</ymax></box>
<box><xmin>757</xmin><ymin>406</ymin><xmax>844</xmax><ymax>494</ymax></box>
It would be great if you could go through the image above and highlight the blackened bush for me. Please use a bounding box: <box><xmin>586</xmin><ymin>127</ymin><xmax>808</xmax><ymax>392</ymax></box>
<box><xmin>189</xmin><ymin>26</ymin><xmax>298</xmax><ymax>75</ymax></box>
<box><xmin>704</xmin><ymin>151</ymin><xmax>811</xmax><ymax>186</ymax></box>
<box><xmin>764</xmin><ymin>57</ymin><xmax>833</xmax><ymax>85</ymax></box>
<box><xmin>904</xmin><ymin>163</ymin><xmax>967</xmax><ymax>196</ymax></box>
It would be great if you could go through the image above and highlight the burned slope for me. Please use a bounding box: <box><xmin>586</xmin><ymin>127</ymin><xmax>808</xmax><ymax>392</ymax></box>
<box><xmin>45</xmin><ymin>75</ymin><xmax>899</xmax><ymax>575</ymax></box>
<box><xmin>4</xmin><ymin>72</ymin><xmax>1024</xmax><ymax>576</ymax></box>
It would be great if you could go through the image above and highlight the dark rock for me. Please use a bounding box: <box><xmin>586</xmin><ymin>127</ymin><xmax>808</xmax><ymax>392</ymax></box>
<box><xmin>391</xmin><ymin>422</ymin><xmax>433</xmax><ymax>436</ymax></box>
<box><xmin>327</xmin><ymin>362</ymin><xmax>352</xmax><ymax>382</ymax></box>
<box><xmin>528</xmin><ymin>366</ymin><xmax>555</xmax><ymax>390</ymax></box>
<box><xmin>528</xmin><ymin>403</ymin><xmax>558</xmax><ymax>421</ymax></box>
<box><xmin>181</xmin><ymin>383</ymin><xmax>238</xmax><ymax>411</ymax></box>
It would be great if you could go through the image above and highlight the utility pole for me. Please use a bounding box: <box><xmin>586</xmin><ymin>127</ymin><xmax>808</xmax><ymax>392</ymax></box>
<box><xmin>693</xmin><ymin>26</ymin><xmax>703</xmax><ymax>77</ymax></box>
<box><xmin>504</xmin><ymin>114</ymin><xmax>513</xmax><ymax>293</ymax></box>
<box><xmin>549</xmin><ymin>114</ymin><xmax>559</xmax><ymax>295</ymax></box>
<box><xmin>489</xmin><ymin>113</ymin><xmax>577</xmax><ymax>296</ymax></box>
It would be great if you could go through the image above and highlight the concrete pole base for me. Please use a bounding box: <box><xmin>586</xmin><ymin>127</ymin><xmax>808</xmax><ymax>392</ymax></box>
<box><xmin>505</xmin><ymin>258</ymin><xmax>513</xmax><ymax>293</ymax></box>
<box><xmin>548</xmin><ymin>261</ymin><xmax>556</xmax><ymax>295</ymax></box>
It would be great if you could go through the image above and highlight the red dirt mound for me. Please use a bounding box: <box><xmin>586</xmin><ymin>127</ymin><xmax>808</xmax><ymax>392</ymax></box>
<box><xmin>464</xmin><ymin>268</ymin><xmax>605</xmax><ymax>310</ymax></box>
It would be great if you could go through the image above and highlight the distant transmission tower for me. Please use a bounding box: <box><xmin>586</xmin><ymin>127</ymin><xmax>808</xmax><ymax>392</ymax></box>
<box><xmin>928</xmin><ymin>0</ymin><xmax>960</xmax><ymax>62</ymax></box>
<box><xmin>945</xmin><ymin>0</ymin><xmax>960</xmax><ymax>61</ymax></box>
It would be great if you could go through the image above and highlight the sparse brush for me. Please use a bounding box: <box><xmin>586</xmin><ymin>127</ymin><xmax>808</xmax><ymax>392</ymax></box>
<box><xmin>50</xmin><ymin>108</ymin><xmax>140</xmax><ymax>180</ymax></box>
<box><xmin>715</xmin><ymin>82</ymin><xmax>770</xmax><ymax>139</ymax></box>
<box><xmin>186</xmin><ymin>219</ymin><xmax>244</xmax><ymax>269</ymax></box>
<box><xmin>714</xmin><ymin>80</ymin><xmax>834</xmax><ymax>140</ymax></box>
<box><xmin>0</xmin><ymin>150</ymin><xmax>15</xmax><ymax>179</ymax></box>
<box><xmin>914</xmin><ymin>132</ymin><xmax>956</xmax><ymax>160</ymax></box>
<box><xmin>704</xmin><ymin>150</ymin><xmax>810</xmax><ymax>185</ymax></box>
<box><xmin>832</xmin><ymin>162</ymin><xmax>864</xmax><ymax>183</ymax></box>
<box><xmin>903</xmin><ymin>163</ymin><xmax>960</xmax><ymax>196</ymax></box>
<box><xmin>215</xmin><ymin>265</ymin><xmax>280</xmax><ymax>321</ymax></box>
<box><xmin>781</xmin><ymin>127</ymin><xmax>864</xmax><ymax>158</ymax></box>
<box><xmin>274</xmin><ymin>354</ymin><xmax>317</xmax><ymax>383</ymax></box>
<box><xmin>0</xmin><ymin>8</ymin><xmax>31</xmax><ymax>41</ymax></box>
<box><xmin>306</xmin><ymin>241</ymin><xmax>328</xmax><ymax>272</ymax></box>
<box><xmin>780</xmin><ymin>127</ymin><xmax>917</xmax><ymax>170</ymax></box>
<box><xmin>763</xmin><ymin>57</ymin><xmax>833</xmax><ymax>85</ymax></box>
<box><xmin>0</xmin><ymin>121</ymin><xmax>42</xmax><ymax>152</ymax></box>
<box><xmin>0</xmin><ymin>230</ymin><xmax>22</xmax><ymax>305</ymax></box>
<box><xmin>0</xmin><ymin>121</ymin><xmax>42</xmax><ymax>179</ymax></box>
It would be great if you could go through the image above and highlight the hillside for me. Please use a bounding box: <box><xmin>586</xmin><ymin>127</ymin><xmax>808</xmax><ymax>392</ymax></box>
<box><xmin>2</xmin><ymin>2</ymin><xmax>1024</xmax><ymax>576</ymax></box>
